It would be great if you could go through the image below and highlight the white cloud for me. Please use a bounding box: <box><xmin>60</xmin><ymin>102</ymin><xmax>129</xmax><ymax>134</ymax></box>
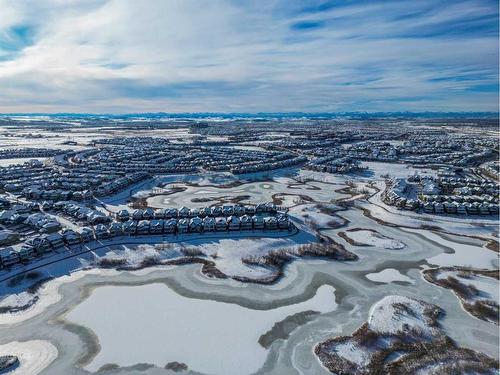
<box><xmin>0</xmin><ymin>0</ymin><xmax>497</xmax><ymax>112</ymax></box>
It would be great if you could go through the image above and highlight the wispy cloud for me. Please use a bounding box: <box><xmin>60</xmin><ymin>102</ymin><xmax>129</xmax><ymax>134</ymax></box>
<box><xmin>0</xmin><ymin>0</ymin><xmax>497</xmax><ymax>112</ymax></box>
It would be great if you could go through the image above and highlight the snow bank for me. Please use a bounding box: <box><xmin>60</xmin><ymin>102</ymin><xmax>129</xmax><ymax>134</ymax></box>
<box><xmin>344</xmin><ymin>229</ymin><xmax>406</xmax><ymax>249</ymax></box>
<box><xmin>367</xmin><ymin>295</ymin><xmax>436</xmax><ymax>336</ymax></box>
<box><xmin>0</xmin><ymin>340</ymin><xmax>57</xmax><ymax>375</ymax></box>
<box><xmin>366</xmin><ymin>269</ymin><xmax>414</xmax><ymax>284</ymax></box>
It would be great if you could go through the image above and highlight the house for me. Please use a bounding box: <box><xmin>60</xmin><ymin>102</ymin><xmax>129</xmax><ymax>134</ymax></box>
<box><xmin>31</xmin><ymin>236</ymin><xmax>52</xmax><ymax>254</ymax></box>
<box><xmin>211</xmin><ymin>206</ymin><xmax>222</xmax><ymax>217</ymax></box>
<box><xmin>227</xmin><ymin>215</ymin><xmax>240</xmax><ymax>231</ymax></box>
<box><xmin>240</xmin><ymin>215</ymin><xmax>252</xmax><ymax>230</ymax></box>
<box><xmin>276</xmin><ymin>214</ymin><xmax>289</xmax><ymax>229</ymax></box>
<box><xmin>17</xmin><ymin>245</ymin><xmax>35</xmax><ymax>260</ymax></box>
<box><xmin>143</xmin><ymin>208</ymin><xmax>155</xmax><ymax>219</ymax></box>
<box><xmin>41</xmin><ymin>201</ymin><xmax>53</xmax><ymax>211</ymax></box>
<box><xmin>94</xmin><ymin>224</ymin><xmax>110</xmax><ymax>239</ymax></box>
<box><xmin>137</xmin><ymin>220</ymin><xmax>151</xmax><ymax>235</ymax></box>
<box><xmin>122</xmin><ymin>220</ymin><xmax>137</xmax><ymax>235</ymax></box>
<box><xmin>479</xmin><ymin>203</ymin><xmax>490</xmax><ymax>215</ymax></box>
<box><xmin>252</xmin><ymin>215</ymin><xmax>264</xmax><ymax>229</ymax></box>
<box><xmin>200</xmin><ymin>207</ymin><xmax>211</xmax><ymax>217</ymax></box>
<box><xmin>80</xmin><ymin>227</ymin><xmax>95</xmax><ymax>242</ymax></box>
<box><xmin>467</xmin><ymin>202</ymin><xmax>479</xmax><ymax>215</ymax></box>
<box><xmin>456</xmin><ymin>203</ymin><xmax>467</xmax><ymax>215</ymax></box>
<box><xmin>0</xmin><ymin>230</ymin><xmax>19</xmax><ymax>246</ymax></box>
<box><xmin>423</xmin><ymin>202</ymin><xmax>434</xmax><ymax>213</ymax></box>
<box><xmin>150</xmin><ymin>219</ymin><xmax>164</xmax><ymax>234</ymax></box>
<box><xmin>178</xmin><ymin>207</ymin><xmax>190</xmax><ymax>218</ymax></box>
<box><xmin>264</xmin><ymin>216</ymin><xmax>278</xmax><ymax>230</ymax></box>
<box><xmin>164</xmin><ymin>219</ymin><xmax>177</xmax><ymax>234</ymax></box>
<box><xmin>154</xmin><ymin>209</ymin><xmax>165</xmax><ymax>219</ymax></box>
<box><xmin>108</xmin><ymin>222</ymin><xmax>124</xmax><ymax>237</ymax></box>
<box><xmin>215</xmin><ymin>217</ymin><xmax>227</xmax><ymax>231</ymax></box>
<box><xmin>244</xmin><ymin>205</ymin><xmax>256</xmax><ymax>214</ymax></box>
<box><xmin>0</xmin><ymin>247</ymin><xmax>20</xmax><ymax>267</ymax></box>
<box><xmin>132</xmin><ymin>209</ymin><xmax>144</xmax><ymax>220</ymax></box>
<box><xmin>62</xmin><ymin>229</ymin><xmax>81</xmax><ymax>245</ymax></box>
<box><xmin>434</xmin><ymin>203</ymin><xmax>444</xmax><ymax>214</ymax></box>
<box><xmin>405</xmin><ymin>199</ymin><xmax>417</xmax><ymax>210</ymax></box>
<box><xmin>41</xmin><ymin>220</ymin><xmax>62</xmax><ymax>233</ymax></box>
<box><xmin>255</xmin><ymin>203</ymin><xmax>266</xmax><ymax>213</ymax></box>
<box><xmin>0</xmin><ymin>210</ymin><xmax>20</xmax><ymax>224</ymax></box>
<box><xmin>177</xmin><ymin>218</ymin><xmax>189</xmax><ymax>233</ymax></box>
<box><xmin>265</xmin><ymin>202</ymin><xmax>277</xmax><ymax>213</ymax></box>
<box><xmin>164</xmin><ymin>208</ymin><xmax>178</xmax><ymax>219</ymax></box>
<box><xmin>189</xmin><ymin>217</ymin><xmax>203</xmax><ymax>232</ymax></box>
<box><xmin>46</xmin><ymin>233</ymin><xmax>65</xmax><ymax>249</ymax></box>
<box><xmin>222</xmin><ymin>205</ymin><xmax>234</xmax><ymax>216</ymax></box>
<box><xmin>116</xmin><ymin>210</ymin><xmax>129</xmax><ymax>221</ymax></box>
<box><xmin>443</xmin><ymin>202</ymin><xmax>457</xmax><ymax>214</ymax></box>
<box><xmin>234</xmin><ymin>205</ymin><xmax>245</xmax><ymax>216</ymax></box>
<box><xmin>203</xmin><ymin>217</ymin><xmax>216</xmax><ymax>231</ymax></box>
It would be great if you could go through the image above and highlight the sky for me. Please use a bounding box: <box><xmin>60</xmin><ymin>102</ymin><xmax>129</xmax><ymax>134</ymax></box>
<box><xmin>0</xmin><ymin>0</ymin><xmax>498</xmax><ymax>113</ymax></box>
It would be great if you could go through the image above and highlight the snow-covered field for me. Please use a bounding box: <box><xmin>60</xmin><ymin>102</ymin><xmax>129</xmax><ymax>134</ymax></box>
<box><xmin>0</xmin><ymin>340</ymin><xmax>57</xmax><ymax>375</ymax></box>
<box><xmin>367</xmin><ymin>295</ymin><xmax>438</xmax><ymax>336</ymax></box>
<box><xmin>366</xmin><ymin>269</ymin><xmax>414</xmax><ymax>284</ymax></box>
<box><xmin>0</xmin><ymin>269</ymin><xmax>117</xmax><ymax>325</ymax></box>
<box><xmin>438</xmin><ymin>270</ymin><xmax>498</xmax><ymax>304</ymax></box>
<box><xmin>343</xmin><ymin>229</ymin><xmax>406</xmax><ymax>249</ymax></box>
<box><xmin>66</xmin><ymin>282</ymin><xmax>337</xmax><ymax>374</ymax></box>
<box><xmin>403</xmin><ymin>228</ymin><xmax>499</xmax><ymax>269</ymax></box>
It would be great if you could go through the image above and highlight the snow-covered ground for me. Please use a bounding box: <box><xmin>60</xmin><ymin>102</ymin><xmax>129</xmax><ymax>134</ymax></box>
<box><xmin>366</xmin><ymin>269</ymin><xmax>414</xmax><ymax>284</ymax></box>
<box><xmin>0</xmin><ymin>291</ymin><xmax>35</xmax><ymax>311</ymax></box>
<box><xmin>343</xmin><ymin>229</ymin><xmax>406</xmax><ymax>249</ymax></box>
<box><xmin>436</xmin><ymin>270</ymin><xmax>499</xmax><ymax>305</ymax></box>
<box><xmin>0</xmin><ymin>269</ymin><xmax>118</xmax><ymax>325</ymax></box>
<box><xmin>288</xmin><ymin>203</ymin><xmax>345</xmax><ymax>229</ymax></box>
<box><xmin>66</xmin><ymin>282</ymin><xmax>337</xmax><ymax>374</ymax></box>
<box><xmin>315</xmin><ymin>295</ymin><xmax>446</xmax><ymax>372</ymax></box>
<box><xmin>367</xmin><ymin>295</ymin><xmax>438</xmax><ymax>336</ymax></box>
<box><xmin>0</xmin><ymin>340</ymin><xmax>57</xmax><ymax>375</ymax></box>
<box><xmin>403</xmin><ymin>228</ymin><xmax>499</xmax><ymax>269</ymax></box>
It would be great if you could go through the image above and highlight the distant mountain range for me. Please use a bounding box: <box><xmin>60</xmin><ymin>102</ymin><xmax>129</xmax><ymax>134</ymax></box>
<box><xmin>0</xmin><ymin>112</ymin><xmax>498</xmax><ymax>120</ymax></box>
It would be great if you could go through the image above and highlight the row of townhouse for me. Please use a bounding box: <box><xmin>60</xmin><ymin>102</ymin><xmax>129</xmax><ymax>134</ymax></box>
<box><xmin>0</xmin><ymin>213</ymin><xmax>293</xmax><ymax>268</ymax></box>
<box><xmin>0</xmin><ymin>148</ymin><xmax>66</xmax><ymax>159</ymax></box>
<box><xmin>98</xmin><ymin>213</ymin><xmax>293</xmax><ymax>238</ymax></box>
<box><xmin>0</xmin><ymin>231</ymin><xmax>66</xmax><ymax>268</ymax></box>
<box><xmin>421</xmin><ymin>194</ymin><xmax>498</xmax><ymax>205</ymax></box>
<box><xmin>22</xmin><ymin>188</ymin><xmax>94</xmax><ymax>202</ymax></box>
<box><xmin>305</xmin><ymin>155</ymin><xmax>366</xmax><ymax>174</ymax></box>
<box><xmin>423</xmin><ymin>201</ymin><xmax>499</xmax><ymax>215</ymax></box>
<box><xmin>47</xmin><ymin>202</ymin><xmax>110</xmax><ymax>224</ymax></box>
<box><xmin>382</xmin><ymin>178</ymin><xmax>499</xmax><ymax>215</ymax></box>
<box><xmin>2</xmin><ymin>169</ymin><xmax>110</xmax><ymax>193</ymax></box>
<box><xmin>341</xmin><ymin>136</ymin><xmax>496</xmax><ymax>167</ymax></box>
<box><xmin>93</xmin><ymin>172</ymin><xmax>150</xmax><ymax>196</ymax></box>
<box><xmin>0</xmin><ymin>209</ymin><xmax>62</xmax><ymax>233</ymax></box>
<box><xmin>231</xmin><ymin>155</ymin><xmax>307</xmax><ymax>174</ymax></box>
<box><xmin>115</xmin><ymin>203</ymin><xmax>277</xmax><ymax>221</ymax></box>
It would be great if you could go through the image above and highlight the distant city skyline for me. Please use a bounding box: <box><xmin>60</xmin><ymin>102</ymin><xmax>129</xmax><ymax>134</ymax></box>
<box><xmin>0</xmin><ymin>0</ymin><xmax>498</xmax><ymax>113</ymax></box>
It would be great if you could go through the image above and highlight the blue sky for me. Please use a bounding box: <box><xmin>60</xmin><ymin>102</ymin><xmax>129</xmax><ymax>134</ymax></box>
<box><xmin>0</xmin><ymin>0</ymin><xmax>498</xmax><ymax>113</ymax></box>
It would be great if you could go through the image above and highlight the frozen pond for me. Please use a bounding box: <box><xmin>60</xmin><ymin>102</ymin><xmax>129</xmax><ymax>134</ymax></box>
<box><xmin>66</xmin><ymin>283</ymin><xmax>337</xmax><ymax>374</ymax></box>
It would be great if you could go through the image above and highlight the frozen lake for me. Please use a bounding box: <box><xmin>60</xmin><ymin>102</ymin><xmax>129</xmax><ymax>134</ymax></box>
<box><xmin>66</xmin><ymin>282</ymin><xmax>337</xmax><ymax>374</ymax></box>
